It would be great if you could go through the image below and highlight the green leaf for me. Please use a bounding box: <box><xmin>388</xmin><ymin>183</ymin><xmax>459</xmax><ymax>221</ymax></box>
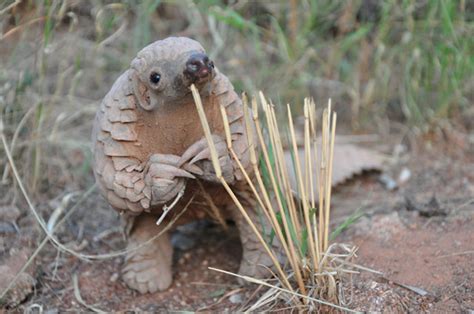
<box><xmin>209</xmin><ymin>6</ymin><xmax>258</xmax><ymax>33</ymax></box>
<box><xmin>330</xmin><ymin>209</ymin><xmax>364</xmax><ymax>241</ymax></box>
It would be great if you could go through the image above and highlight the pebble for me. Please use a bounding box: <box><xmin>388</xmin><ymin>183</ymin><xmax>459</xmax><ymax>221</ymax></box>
<box><xmin>109</xmin><ymin>273</ymin><xmax>119</xmax><ymax>283</ymax></box>
<box><xmin>397</xmin><ymin>167</ymin><xmax>411</xmax><ymax>184</ymax></box>
<box><xmin>229</xmin><ymin>293</ymin><xmax>243</xmax><ymax>304</ymax></box>
<box><xmin>370</xmin><ymin>281</ymin><xmax>378</xmax><ymax>289</ymax></box>
<box><xmin>379</xmin><ymin>173</ymin><xmax>397</xmax><ymax>190</ymax></box>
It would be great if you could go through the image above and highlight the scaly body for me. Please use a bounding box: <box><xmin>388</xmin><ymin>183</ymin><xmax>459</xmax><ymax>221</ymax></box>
<box><xmin>92</xmin><ymin>37</ymin><xmax>276</xmax><ymax>293</ymax></box>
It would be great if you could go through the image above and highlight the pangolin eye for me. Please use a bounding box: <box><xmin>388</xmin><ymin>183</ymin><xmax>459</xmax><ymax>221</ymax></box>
<box><xmin>149</xmin><ymin>72</ymin><xmax>161</xmax><ymax>84</ymax></box>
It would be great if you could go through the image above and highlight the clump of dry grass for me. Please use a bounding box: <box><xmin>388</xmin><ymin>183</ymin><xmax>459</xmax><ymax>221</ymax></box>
<box><xmin>191</xmin><ymin>84</ymin><xmax>359</xmax><ymax>312</ymax></box>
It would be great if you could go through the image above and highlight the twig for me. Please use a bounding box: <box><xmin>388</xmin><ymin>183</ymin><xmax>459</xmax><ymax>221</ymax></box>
<box><xmin>287</xmin><ymin>103</ymin><xmax>318</xmax><ymax>272</ymax></box>
<box><xmin>47</xmin><ymin>192</ymin><xmax>80</xmax><ymax>232</ymax></box>
<box><xmin>253</xmin><ymin>94</ymin><xmax>306</xmax><ymax>294</ymax></box>
<box><xmin>198</xmin><ymin>288</ymin><xmax>244</xmax><ymax>311</ymax></box>
<box><xmin>0</xmin><ymin>16</ymin><xmax>47</xmax><ymax>41</ymax></box>
<box><xmin>72</xmin><ymin>273</ymin><xmax>106</xmax><ymax>313</ymax></box>
<box><xmin>97</xmin><ymin>21</ymin><xmax>128</xmax><ymax>48</ymax></box>
<box><xmin>196</xmin><ymin>179</ymin><xmax>228</xmax><ymax>229</ymax></box>
<box><xmin>2</xmin><ymin>103</ymin><xmax>39</xmax><ymax>183</ymax></box>
<box><xmin>156</xmin><ymin>184</ymin><xmax>185</xmax><ymax>225</ymax></box>
<box><xmin>0</xmin><ymin>0</ymin><xmax>21</xmax><ymax>16</ymax></box>
<box><xmin>437</xmin><ymin>250</ymin><xmax>474</xmax><ymax>258</ymax></box>
<box><xmin>239</xmin><ymin>284</ymin><xmax>264</xmax><ymax>311</ymax></box>
<box><xmin>333</xmin><ymin>258</ymin><xmax>384</xmax><ymax>275</ymax></box>
<box><xmin>209</xmin><ymin>267</ymin><xmax>360</xmax><ymax>313</ymax></box>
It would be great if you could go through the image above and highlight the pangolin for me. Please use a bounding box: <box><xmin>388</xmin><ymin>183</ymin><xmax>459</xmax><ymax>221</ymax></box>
<box><xmin>92</xmin><ymin>37</ymin><xmax>276</xmax><ymax>294</ymax></box>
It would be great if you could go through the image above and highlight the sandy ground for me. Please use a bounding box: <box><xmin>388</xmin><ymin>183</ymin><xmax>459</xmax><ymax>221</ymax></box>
<box><xmin>1</xmin><ymin>139</ymin><xmax>473</xmax><ymax>312</ymax></box>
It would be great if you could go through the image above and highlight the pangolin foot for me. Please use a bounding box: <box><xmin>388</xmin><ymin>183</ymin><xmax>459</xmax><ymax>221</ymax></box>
<box><xmin>121</xmin><ymin>215</ymin><xmax>173</xmax><ymax>293</ymax></box>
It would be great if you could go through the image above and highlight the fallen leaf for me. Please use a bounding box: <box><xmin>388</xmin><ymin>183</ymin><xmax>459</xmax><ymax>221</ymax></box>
<box><xmin>285</xmin><ymin>142</ymin><xmax>387</xmax><ymax>196</ymax></box>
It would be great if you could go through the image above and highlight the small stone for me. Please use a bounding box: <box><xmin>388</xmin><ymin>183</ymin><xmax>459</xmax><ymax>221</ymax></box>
<box><xmin>397</xmin><ymin>167</ymin><xmax>411</xmax><ymax>184</ymax></box>
<box><xmin>379</xmin><ymin>173</ymin><xmax>397</xmax><ymax>190</ymax></box>
<box><xmin>370</xmin><ymin>281</ymin><xmax>378</xmax><ymax>289</ymax></box>
<box><xmin>109</xmin><ymin>272</ymin><xmax>119</xmax><ymax>283</ymax></box>
<box><xmin>229</xmin><ymin>293</ymin><xmax>243</xmax><ymax>304</ymax></box>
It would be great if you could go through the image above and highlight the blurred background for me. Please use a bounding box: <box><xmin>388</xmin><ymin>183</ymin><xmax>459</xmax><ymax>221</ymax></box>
<box><xmin>1</xmin><ymin>0</ymin><xmax>473</xmax><ymax>196</ymax></box>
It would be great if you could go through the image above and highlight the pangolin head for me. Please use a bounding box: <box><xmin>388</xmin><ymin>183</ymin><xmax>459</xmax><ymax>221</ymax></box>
<box><xmin>130</xmin><ymin>37</ymin><xmax>215</xmax><ymax>110</ymax></box>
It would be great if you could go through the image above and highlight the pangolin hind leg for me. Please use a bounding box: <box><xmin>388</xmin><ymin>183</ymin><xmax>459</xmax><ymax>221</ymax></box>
<box><xmin>122</xmin><ymin>214</ymin><xmax>173</xmax><ymax>293</ymax></box>
<box><xmin>229</xmin><ymin>193</ymin><xmax>285</xmax><ymax>280</ymax></box>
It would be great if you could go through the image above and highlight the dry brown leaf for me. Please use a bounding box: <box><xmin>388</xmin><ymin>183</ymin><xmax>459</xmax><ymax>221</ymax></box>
<box><xmin>285</xmin><ymin>142</ymin><xmax>387</xmax><ymax>195</ymax></box>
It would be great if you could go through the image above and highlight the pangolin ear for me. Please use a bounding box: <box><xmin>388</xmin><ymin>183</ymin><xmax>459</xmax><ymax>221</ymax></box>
<box><xmin>131</xmin><ymin>71</ymin><xmax>157</xmax><ymax>111</ymax></box>
<box><xmin>130</xmin><ymin>58</ymin><xmax>157</xmax><ymax>111</ymax></box>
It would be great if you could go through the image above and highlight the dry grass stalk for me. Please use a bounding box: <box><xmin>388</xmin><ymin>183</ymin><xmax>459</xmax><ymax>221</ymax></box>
<box><xmin>72</xmin><ymin>273</ymin><xmax>106</xmax><ymax>313</ymax></box>
<box><xmin>191</xmin><ymin>84</ymin><xmax>358</xmax><ymax>311</ymax></box>
<box><xmin>190</xmin><ymin>85</ymin><xmax>295</xmax><ymax>293</ymax></box>
<box><xmin>196</xmin><ymin>179</ymin><xmax>228</xmax><ymax>230</ymax></box>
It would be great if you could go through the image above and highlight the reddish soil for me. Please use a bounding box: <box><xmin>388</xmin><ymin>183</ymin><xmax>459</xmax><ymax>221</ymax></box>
<box><xmin>1</xmin><ymin>142</ymin><xmax>473</xmax><ymax>312</ymax></box>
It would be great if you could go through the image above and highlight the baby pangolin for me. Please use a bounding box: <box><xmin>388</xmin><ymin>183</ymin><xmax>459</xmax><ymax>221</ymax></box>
<box><xmin>92</xmin><ymin>37</ymin><xmax>278</xmax><ymax>293</ymax></box>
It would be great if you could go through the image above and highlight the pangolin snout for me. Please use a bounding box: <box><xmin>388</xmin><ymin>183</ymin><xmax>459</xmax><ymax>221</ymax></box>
<box><xmin>184</xmin><ymin>53</ymin><xmax>214</xmax><ymax>82</ymax></box>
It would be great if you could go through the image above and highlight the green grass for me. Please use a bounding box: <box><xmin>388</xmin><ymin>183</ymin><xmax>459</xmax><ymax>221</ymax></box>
<box><xmin>0</xmin><ymin>0</ymin><xmax>471</xmax><ymax>201</ymax></box>
<box><xmin>191</xmin><ymin>0</ymin><xmax>473</xmax><ymax>129</ymax></box>
<box><xmin>330</xmin><ymin>208</ymin><xmax>364</xmax><ymax>240</ymax></box>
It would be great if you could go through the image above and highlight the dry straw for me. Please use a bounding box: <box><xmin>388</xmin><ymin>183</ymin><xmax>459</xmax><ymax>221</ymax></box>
<box><xmin>190</xmin><ymin>84</ymin><xmax>359</xmax><ymax>312</ymax></box>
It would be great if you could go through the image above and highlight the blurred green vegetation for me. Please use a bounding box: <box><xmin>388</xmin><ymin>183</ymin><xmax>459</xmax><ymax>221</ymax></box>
<box><xmin>201</xmin><ymin>0</ymin><xmax>473</xmax><ymax>130</ymax></box>
<box><xmin>0</xmin><ymin>0</ymin><xmax>473</xmax><ymax>194</ymax></box>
